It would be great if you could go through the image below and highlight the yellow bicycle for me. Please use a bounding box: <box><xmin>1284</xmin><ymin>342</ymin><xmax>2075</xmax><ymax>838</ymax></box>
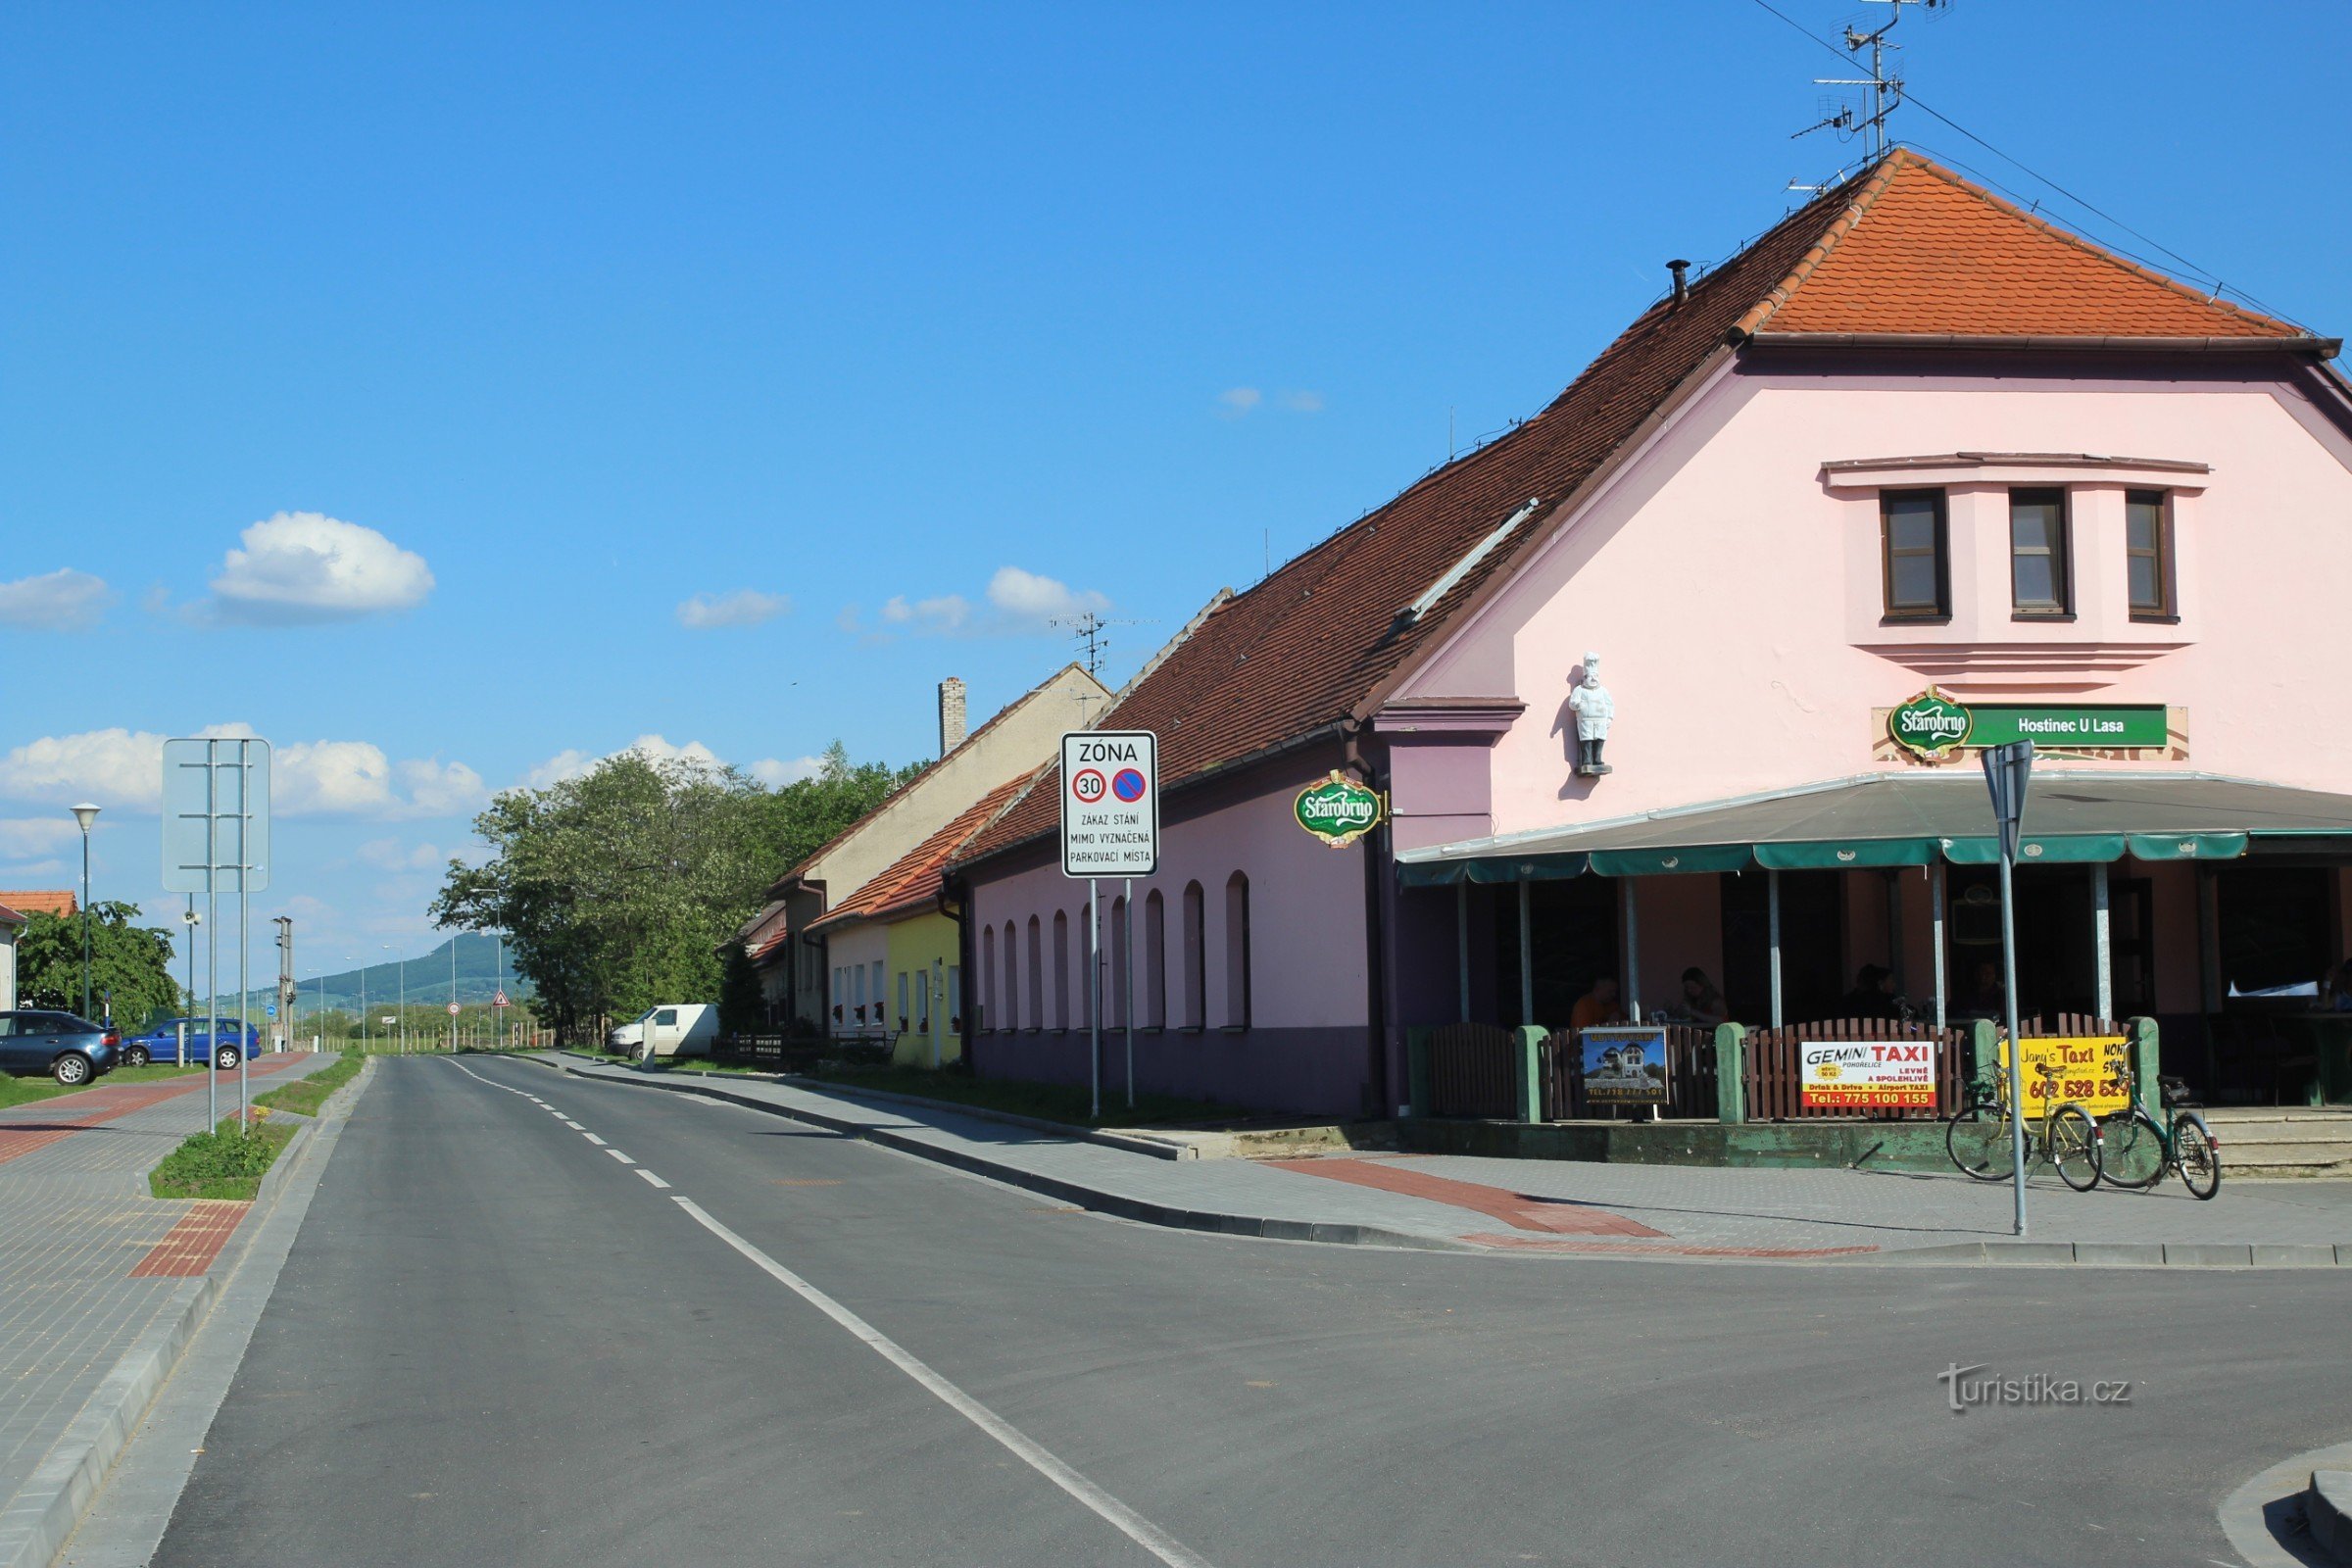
<box><xmin>1944</xmin><ymin>1059</ymin><xmax>2101</xmax><ymax>1192</ymax></box>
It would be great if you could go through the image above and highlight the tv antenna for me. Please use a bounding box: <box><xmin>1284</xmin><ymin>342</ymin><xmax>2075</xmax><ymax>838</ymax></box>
<box><xmin>1789</xmin><ymin>0</ymin><xmax>1948</xmax><ymax>167</ymax></box>
<box><xmin>1051</xmin><ymin>610</ymin><xmax>1148</xmax><ymax>676</ymax></box>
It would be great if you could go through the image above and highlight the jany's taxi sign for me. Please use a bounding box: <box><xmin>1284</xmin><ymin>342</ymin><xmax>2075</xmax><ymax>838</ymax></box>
<box><xmin>1061</xmin><ymin>731</ymin><xmax>1157</xmax><ymax>878</ymax></box>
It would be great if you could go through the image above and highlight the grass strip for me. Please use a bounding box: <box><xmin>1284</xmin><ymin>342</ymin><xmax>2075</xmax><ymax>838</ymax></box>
<box><xmin>802</xmin><ymin>1063</ymin><xmax>1234</xmax><ymax>1129</ymax></box>
<box><xmin>150</xmin><ymin>1114</ymin><xmax>297</xmax><ymax>1201</ymax></box>
<box><xmin>251</xmin><ymin>1051</ymin><xmax>365</xmax><ymax>1119</ymax></box>
<box><xmin>0</xmin><ymin>1062</ymin><xmax>206</xmax><ymax>1112</ymax></box>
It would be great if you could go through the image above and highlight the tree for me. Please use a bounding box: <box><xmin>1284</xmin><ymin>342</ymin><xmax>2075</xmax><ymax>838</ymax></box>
<box><xmin>432</xmin><ymin>742</ymin><xmax>914</xmax><ymax>1044</ymax></box>
<box><xmin>14</xmin><ymin>903</ymin><xmax>182</xmax><ymax>1029</ymax></box>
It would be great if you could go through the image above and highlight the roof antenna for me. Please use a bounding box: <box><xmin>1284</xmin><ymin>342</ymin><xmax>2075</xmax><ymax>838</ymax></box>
<box><xmin>1051</xmin><ymin>609</ymin><xmax>1149</xmax><ymax>676</ymax></box>
<box><xmin>1788</xmin><ymin>0</ymin><xmax>1948</xmax><ymax>169</ymax></box>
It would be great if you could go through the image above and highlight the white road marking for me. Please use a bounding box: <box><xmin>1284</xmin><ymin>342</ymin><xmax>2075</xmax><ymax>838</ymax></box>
<box><xmin>635</xmin><ymin>1169</ymin><xmax>671</xmax><ymax>1189</ymax></box>
<box><xmin>605</xmin><ymin>1149</ymin><xmax>636</xmax><ymax>1166</ymax></box>
<box><xmin>671</xmin><ymin>1198</ymin><xmax>1213</xmax><ymax>1568</ymax></box>
<box><xmin>583</xmin><ymin>1133</ymin><xmax>608</xmax><ymax>1147</ymax></box>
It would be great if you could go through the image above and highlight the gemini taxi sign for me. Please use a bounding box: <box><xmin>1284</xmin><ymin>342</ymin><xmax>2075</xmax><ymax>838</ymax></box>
<box><xmin>1060</xmin><ymin>730</ymin><xmax>1157</xmax><ymax>878</ymax></box>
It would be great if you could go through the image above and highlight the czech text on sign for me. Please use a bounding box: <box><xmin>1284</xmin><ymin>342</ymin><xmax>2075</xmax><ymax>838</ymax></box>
<box><xmin>1294</xmin><ymin>771</ymin><xmax>1384</xmax><ymax>848</ymax></box>
<box><xmin>1580</xmin><ymin>1026</ymin><xmax>1669</xmax><ymax>1104</ymax></box>
<box><xmin>2012</xmin><ymin>1035</ymin><xmax>2131</xmax><ymax>1117</ymax></box>
<box><xmin>1060</xmin><ymin>731</ymin><xmax>1157</xmax><ymax>878</ymax></box>
<box><xmin>1801</xmin><ymin>1037</ymin><xmax>1938</xmax><ymax>1109</ymax></box>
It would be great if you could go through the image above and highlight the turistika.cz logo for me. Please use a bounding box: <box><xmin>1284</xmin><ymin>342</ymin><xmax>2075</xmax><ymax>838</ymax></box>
<box><xmin>1936</xmin><ymin>1363</ymin><xmax>2132</xmax><ymax>1413</ymax></box>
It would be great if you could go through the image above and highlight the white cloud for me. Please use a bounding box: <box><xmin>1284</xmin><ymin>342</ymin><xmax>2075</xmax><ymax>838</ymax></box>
<box><xmin>748</xmin><ymin>756</ymin><xmax>824</xmax><ymax>787</ymax></box>
<box><xmin>207</xmin><ymin>513</ymin><xmax>434</xmax><ymax>622</ymax></box>
<box><xmin>357</xmin><ymin>838</ymin><xmax>447</xmax><ymax>872</ymax></box>
<box><xmin>0</xmin><ymin>568</ymin><xmax>114</xmax><ymax>631</ymax></box>
<box><xmin>0</xmin><ymin>725</ymin><xmax>484</xmax><ymax>819</ymax></box>
<box><xmin>1279</xmin><ymin>390</ymin><xmax>1326</xmax><ymax>413</ymax></box>
<box><xmin>676</xmin><ymin>589</ymin><xmax>791</xmax><ymax>630</ymax></box>
<box><xmin>880</xmin><ymin>593</ymin><xmax>971</xmax><ymax>633</ymax></box>
<box><xmin>523</xmin><ymin>734</ymin><xmax>726</xmax><ymax>790</ymax></box>
<box><xmin>0</xmin><ymin>818</ymin><xmax>81</xmax><ymax>858</ymax></box>
<box><xmin>987</xmin><ymin>565</ymin><xmax>1107</xmax><ymax>627</ymax></box>
<box><xmin>1217</xmin><ymin>387</ymin><xmax>1262</xmax><ymax>417</ymax></box>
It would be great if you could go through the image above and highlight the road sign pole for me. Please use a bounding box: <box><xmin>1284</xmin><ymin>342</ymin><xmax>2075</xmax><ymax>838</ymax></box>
<box><xmin>238</xmin><ymin>739</ymin><xmax>251</xmax><ymax>1131</ymax></box>
<box><xmin>1123</xmin><ymin>875</ymin><xmax>1135</xmax><ymax>1111</ymax></box>
<box><xmin>1089</xmin><ymin>879</ymin><xmax>1101</xmax><ymax>1121</ymax></box>
<box><xmin>206</xmin><ymin>738</ymin><xmax>219</xmax><ymax>1134</ymax></box>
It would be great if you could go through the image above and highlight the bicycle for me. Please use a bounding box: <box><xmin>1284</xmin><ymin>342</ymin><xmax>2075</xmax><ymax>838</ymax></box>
<box><xmin>1945</xmin><ymin>1059</ymin><xmax>2102</xmax><ymax>1191</ymax></box>
<box><xmin>2092</xmin><ymin>1048</ymin><xmax>2222</xmax><ymax>1200</ymax></box>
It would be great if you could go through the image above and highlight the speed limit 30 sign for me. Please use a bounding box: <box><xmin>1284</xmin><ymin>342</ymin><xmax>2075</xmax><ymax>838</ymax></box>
<box><xmin>1060</xmin><ymin>731</ymin><xmax>1156</xmax><ymax>878</ymax></box>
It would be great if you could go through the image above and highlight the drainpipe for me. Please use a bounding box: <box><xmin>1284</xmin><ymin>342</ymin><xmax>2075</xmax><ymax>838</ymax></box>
<box><xmin>1343</xmin><ymin>720</ymin><xmax>1394</xmax><ymax>1117</ymax></box>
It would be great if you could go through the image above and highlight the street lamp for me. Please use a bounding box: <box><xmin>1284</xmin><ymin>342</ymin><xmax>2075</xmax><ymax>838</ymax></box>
<box><xmin>71</xmin><ymin>804</ymin><xmax>99</xmax><ymax>1018</ymax></box>
<box><xmin>385</xmin><ymin>944</ymin><xmax>405</xmax><ymax>1054</ymax></box>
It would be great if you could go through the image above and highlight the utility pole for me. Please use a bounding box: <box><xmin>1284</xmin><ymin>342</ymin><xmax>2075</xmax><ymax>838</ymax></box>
<box><xmin>273</xmin><ymin>916</ymin><xmax>295</xmax><ymax>1053</ymax></box>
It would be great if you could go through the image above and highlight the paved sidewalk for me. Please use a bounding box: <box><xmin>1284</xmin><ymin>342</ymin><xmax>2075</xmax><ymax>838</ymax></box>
<box><xmin>528</xmin><ymin>1052</ymin><xmax>2352</xmax><ymax>1267</ymax></box>
<box><xmin>0</xmin><ymin>1054</ymin><xmax>329</xmax><ymax>1564</ymax></box>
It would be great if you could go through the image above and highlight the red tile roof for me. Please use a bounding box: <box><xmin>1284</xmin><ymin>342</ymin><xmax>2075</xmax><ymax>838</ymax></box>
<box><xmin>1740</xmin><ymin>154</ymin><xmax>2307</xmax><ymax>341</ymax></box>
<box><xmin>958</xmin><ymin>151</ymin><xmax>2331</xmax><ymax>869</ymax></box>
<box><xmin>0</xmin><ymin>891</ymin><xmax>75</xmax><ymax>919</ymax></box>
<box><xmin>0</xmin><ymin>905</ymin><xmax>25</xmax><ymax>929</ymax></box>
<box><xmin>809</xmin><ymin>776</ymin><xmax>1029</xmax><ymax>933</ymax></box>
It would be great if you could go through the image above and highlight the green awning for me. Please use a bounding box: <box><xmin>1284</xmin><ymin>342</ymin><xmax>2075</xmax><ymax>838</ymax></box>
<box><xmin>1395</xmin><ymin>773</ymin><xmax>2352</xmax><ymax>885</ymax></box>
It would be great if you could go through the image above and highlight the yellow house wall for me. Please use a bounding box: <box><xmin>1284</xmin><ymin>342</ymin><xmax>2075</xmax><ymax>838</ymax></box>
<box><xmin>884</xmin><ymin>910</ymin><xmax>964</xmax><ymax>1068</ymax></box>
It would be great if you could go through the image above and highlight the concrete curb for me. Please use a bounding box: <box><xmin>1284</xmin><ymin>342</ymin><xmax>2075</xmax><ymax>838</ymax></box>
<box><xmin>1846</xmin><ymin>1238</ymin><xmax>2352</xmax><ymax>1268</ymax></box>
<box><xmin>550</xmin><ymin>1051</ymin><xmax>1199</xmax><ymax>1161</ymax></box>
<box><xmin>520</xmin><ymin>1054</ymin><xmax>1472</xmax><ymax>1253</ymax></box>
<box><xmin>2221</xmin><ymin>1439</ymin><xmax>2352</xmax><ymax>1567</ymax></box>
<box><xmin>0</xmin><ymin>1055</ymin><xmax>369</xmax><ymax>1568</ymax></box>
<box><xmin>523</xmin><ymin>1054</ymin><xmax>2352</xmax><ymax>1271</ymax></box>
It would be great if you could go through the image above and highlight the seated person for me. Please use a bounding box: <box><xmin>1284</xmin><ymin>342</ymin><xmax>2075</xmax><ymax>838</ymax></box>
<box><xmin>1839</xmin><ymin>962</ymin><xmax>1901</xmax><ymax>1019</ymax></box>
<box><xmin>1956</xmin><ymin>959</ymin><xmax>2006</xmax><ymax>1019</ymax></box>
<box><xmin>1677</xmin><ymin>966</ymin><xmax>1728</xmax><ymax>1028</ymax></box>
<box><xmin>1569</xmin><ymin>977</ymin><xmax>1623</xmax><ymax>1031</ymax></box>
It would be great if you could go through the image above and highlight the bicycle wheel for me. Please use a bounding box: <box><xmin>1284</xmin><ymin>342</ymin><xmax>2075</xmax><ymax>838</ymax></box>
<box><xmin>2098</xmin><ymin>1108</ymin><xmax>2165</xmax><ymax>1190</ymax></box>
<box><xmin>1946</xmin><ymin>1106</ymin><xmax>2015</xmax><ymax>1182</ymax></box>
<box><xmin>2174</xmin><ymin>1113</ymin><xmax>2222</xmax><ymax>1200</ymax></box>
<box><xmin>2048</xmin><ymin>1104</ymin><xmax>2101</xmax><ymax>1192</ymax></box>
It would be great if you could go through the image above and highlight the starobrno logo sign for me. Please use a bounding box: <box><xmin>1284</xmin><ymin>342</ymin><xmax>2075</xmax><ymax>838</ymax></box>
<box><xmin>1888</xmin><ymin>689</ymin><xmax>1973</xmax><ymax>760</ymax></box>
<box><xmin>1294</xmin><ymin>772</ymin><xmax>1384</xmax><ymax>847</ymax></box>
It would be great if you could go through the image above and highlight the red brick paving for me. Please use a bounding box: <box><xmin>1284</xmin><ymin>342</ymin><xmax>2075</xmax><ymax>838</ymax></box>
<box><xmin>128</xmin><ymin>1200</ymin><xmax>252</xmax><ymax>1277</ymax></box>
<box><xmin>0</xmin><ymin>1055</ymin><xmax>308</xmax><ymax>1166</ymax></box>
<box><xmin>1264</xmin><ymin>1156</ymin><xmax>1668</xmax><ymax>1238</ymax></box>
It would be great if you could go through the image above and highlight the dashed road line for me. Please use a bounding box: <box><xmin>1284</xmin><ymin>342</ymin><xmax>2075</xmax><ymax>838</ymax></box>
<box><xmin>604</xmin><ymin>1149</ymin><xmax>636</xmax><ymax>1166</ymax></box>
<box><xmin>636</xmin><ymin>1169</ymin><xmax>672</xmax><ymax>1189</ymax></box>
<box><xmin>583</xmin><ymin>1133</ymin><xmax>608</xmax><ymax>1147</ymax></box>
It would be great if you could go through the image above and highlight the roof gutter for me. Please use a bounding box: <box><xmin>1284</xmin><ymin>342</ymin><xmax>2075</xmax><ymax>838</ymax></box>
<box><xmin>1739</xmin><ymin>329</ymin><xmax>2341</xmax><ymax>359</ymax></box>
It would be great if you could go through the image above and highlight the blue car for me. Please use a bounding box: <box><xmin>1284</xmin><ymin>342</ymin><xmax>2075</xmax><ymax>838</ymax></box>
<box><xmin>120</xmin><ymin>1015</ymin><xmax>262</xmax><ymax>1070</ymax></box>
<box><xmin>0</xmin><ymin>1010</ymin><xmax>122</xmax><ymax>1086</ymax></box>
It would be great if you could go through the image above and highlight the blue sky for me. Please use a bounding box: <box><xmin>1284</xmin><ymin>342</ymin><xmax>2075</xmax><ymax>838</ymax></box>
<box><xmin>3</xmin><ymin>1</ymin><xmax>2344</xmax><ymax>976</ymax></box>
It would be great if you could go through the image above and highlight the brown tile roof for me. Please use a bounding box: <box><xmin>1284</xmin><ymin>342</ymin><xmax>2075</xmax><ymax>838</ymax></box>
<box><xmin>958</xmin><ymin>151</ymin><xmax>2332</xmax><ymax>868</ymax></box>
<box><xmin>0</xmin><ymin>891</ymin><xmax>75</xmax><ymax>919</ymax></box>
<box><xmin>1741</xmin><ymin>153</ymin><xmax>2308</xmax><ymax>341</ymax></box>
<box><xmin>809</xmin><ymin>776</ymin><xmax>1029</xmax><ymax>933</ymax></box>
<box><xmin>0</xmin><ymin>905</ymin><xmax>25</xmax><ymax>928</ymax></box>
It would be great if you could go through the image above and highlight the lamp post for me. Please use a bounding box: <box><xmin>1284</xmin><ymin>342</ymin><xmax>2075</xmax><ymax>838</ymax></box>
<box><xmin>1983</xmin><ymin>740</ymin><xmax>2035</xmax><ymax>1239</ymax></box>
<box><xmin>180</xmin><ymin>901</ymin><xmax>200</xmax><ymax>1065</ymax></box>
<box><xmin>385</xmin><ymin>944</ymin><xmax>404</xmax><ymax>1054</ymax></box>
<box><xmin>71</xmin><ymin>804</ymin><xmax>100</xmax><ymax>1018</ymax></box>
<box><xmin>354</xmin><ymin>957</ymin><xmax>366</xmax><ymax>1052</ymax></box>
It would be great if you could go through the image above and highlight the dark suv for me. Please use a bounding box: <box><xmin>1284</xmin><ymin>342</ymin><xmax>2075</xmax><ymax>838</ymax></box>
<box><xmin>0</xmin><ymin>1010</ymin><xmax>123</xmax><ymax>1086</ymax></box>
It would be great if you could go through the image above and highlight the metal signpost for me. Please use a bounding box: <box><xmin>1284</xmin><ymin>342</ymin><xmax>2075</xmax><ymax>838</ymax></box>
<box><xmin>1982</xmin><ymin>739</ymin><xmax>2034</xmax><ymax>1238</ymax></box>
<box><xmin>163</xmin><ymin>738</ymin><xmax>270</xmax><ymax>1132</ymax></box>
<box><xmin>1059</xmin><ymin>730</ymin><xmax>1157</xmax><ymax>1119</ymax></box>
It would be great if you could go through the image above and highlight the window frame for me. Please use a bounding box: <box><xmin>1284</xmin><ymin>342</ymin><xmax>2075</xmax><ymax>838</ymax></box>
<box><xmin>2125</xmin><ymin>488</ymin><xmax>2177</xmax><ymax>620</ymax></box>
<box><xmin>1180</xmin><ymin>881</ymin><xmax>1206</xmax><ymax>1032</ymax></box>
<box><xmin>2007</xmin><ymin>486</ymin><xmax>2073</xmax><ymax>617</ymax></box>
<box><xmin>1879</xmin><ymin>488</ymin><xmax>1950</xmax><ymax>620</ymax></box>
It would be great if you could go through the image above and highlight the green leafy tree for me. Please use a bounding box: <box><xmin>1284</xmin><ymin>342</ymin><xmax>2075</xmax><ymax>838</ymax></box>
<box><xmin>433</xmin><ymin>741</ymin><xmax>913</xmax><ymax>1044</ymax></box>
<box><xmin>14</xmin><ymin>903</ymin><xmax>183</xmax><ymax>1029</ymax></box>
<box><xmin>717</xmin><ymin>941</ymin><xmax>764</xmax><ymax>1034</ymax></box>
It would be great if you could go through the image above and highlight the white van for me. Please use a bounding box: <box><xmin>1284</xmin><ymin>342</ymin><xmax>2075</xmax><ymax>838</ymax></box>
<box><xmin>608</xmin><ymin>1004</ymin><xmax>718</xmax><ymax>1063</ymax></box>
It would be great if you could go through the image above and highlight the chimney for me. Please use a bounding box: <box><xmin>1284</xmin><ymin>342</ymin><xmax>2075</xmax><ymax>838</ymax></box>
<box><xmin>938</xmin><ymin>677</ymin><xmax>967</xmax><ymax>757</ymax></box>
<box><xmin>1667</xmin><ymin>259</ymin><xmax>1690</xmax><ymax>307</ymax></box>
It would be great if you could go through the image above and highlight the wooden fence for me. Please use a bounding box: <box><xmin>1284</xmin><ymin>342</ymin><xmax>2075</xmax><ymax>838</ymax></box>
<box><xmin>1538</xmin><ymin>1025</ymin><xmax>1719</xmax><ymax>1119</ymax></box>
<box><xmin>1740</xmin><ymin>1017</ymin><xmax>1969</xmax><ymax>1121</ymax></box>
<box><xmin>1426</xmin><ymin>1023</ymin><xmax>1520</xmax><ymax>1119</ymax></box>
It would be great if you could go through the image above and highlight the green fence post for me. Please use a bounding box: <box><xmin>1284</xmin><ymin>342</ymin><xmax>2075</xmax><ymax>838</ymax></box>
<box><xmin>2128</xmin><ymin>1016</ymin><xmax>2160</xmax><ymax>1115</ymax></box>
<box><xmin>1969</xmin><ymin>1019</ymin><xmax>2000</xmax><ymax>1104</ymax></box>
<box><xmin>1515</xmin><ymin>1027</ymin><xmax>1544</xmax><ymax>1123</ymax></box>
<box><xmin>1405</xmin><ymin>1027</ymin><xmax>1431</xmax><ymax>1119</ymax></box>
<box><xmin>1713</xmin><ymin>1023</ymin><xmax>1745</xmax><ymax>1124</ymax></box>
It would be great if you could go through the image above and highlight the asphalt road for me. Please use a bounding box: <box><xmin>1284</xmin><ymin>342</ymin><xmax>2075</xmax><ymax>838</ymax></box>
<box><xmin>151</xmin><ymin>1054</ymin><xmax>2352</xmax><ymax>1567</ymax></box>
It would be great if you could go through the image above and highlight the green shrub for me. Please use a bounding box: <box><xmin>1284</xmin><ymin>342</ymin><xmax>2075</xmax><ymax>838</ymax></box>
<box><xmin>150</xmin><ymin>1116</ymin><xmax>294</xmax><ymax>1200</ymax></box>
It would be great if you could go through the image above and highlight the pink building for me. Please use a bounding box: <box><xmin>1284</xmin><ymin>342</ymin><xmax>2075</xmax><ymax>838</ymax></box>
<box><xmin>953</xmin><ymin>152</ymin><xmax>2352</xmax><ymax>1118</ymax></box>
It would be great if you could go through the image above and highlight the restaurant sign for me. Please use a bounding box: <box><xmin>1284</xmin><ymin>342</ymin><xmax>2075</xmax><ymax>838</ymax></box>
<box><xmin>1888</xmin><ymin>690</ymin><xmax>2167</xmax><ymax>760</ymax></box>
<box><xmin>1294</xmin><ymin>771</ymin><xmax>1385</xmax><ymax>848</ymax></box>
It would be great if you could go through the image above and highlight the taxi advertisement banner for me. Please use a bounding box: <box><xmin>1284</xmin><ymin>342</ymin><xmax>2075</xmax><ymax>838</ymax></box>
<box><xmin>2008</xmin><ymin>1035</ymin><xmax>2131</xmax><ymax>1117</ymax></box>
<box><xmin>1799</xmin><ymin>1038</ymin><xmax>1937</xmax><ymax>1109</ymax></box>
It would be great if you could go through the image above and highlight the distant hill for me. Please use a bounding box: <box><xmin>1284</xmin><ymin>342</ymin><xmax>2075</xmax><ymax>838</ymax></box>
<box><xmin>251</xmin><ymin>932</ymin><xmax>532</xmax><ymax>1014</ymax></box>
